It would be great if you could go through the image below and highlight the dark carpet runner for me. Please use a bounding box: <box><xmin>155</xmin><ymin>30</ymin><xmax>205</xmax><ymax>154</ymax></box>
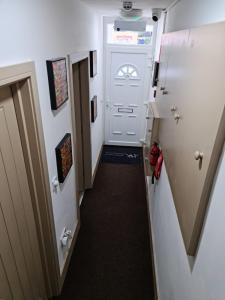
<box><xmin>54</xmin><ymin>146</ymin><xmax>154</xmax><ymax>300</ymax></box>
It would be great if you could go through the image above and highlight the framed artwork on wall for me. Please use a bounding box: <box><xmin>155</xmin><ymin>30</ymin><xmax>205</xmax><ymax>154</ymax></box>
<box><xmin>55</xmin><ymin>133</ymin><xmax>73</xmax><ymax>183</ymax></box>
<box><xmin>91</xmin><ymin>95</ymin><xmax>98</xmax><ymax>123</ymax></box>
<box><xmin>90</xmin><ymin>50</ymin><xmax>97</xmax><ymax>78</ymax></box>
<box><xmin>46</xmin><ymin>57</ymin><xmax>69</xmax><ymax>110</ymax></box>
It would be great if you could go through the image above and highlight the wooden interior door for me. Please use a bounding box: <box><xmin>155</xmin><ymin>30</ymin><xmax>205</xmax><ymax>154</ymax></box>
<box><xmin>0</xmin><ymin>86</ymin><xmax>45</xmax><ymax>299</ymax></box>
<box><xmin>72</xmin><ymin>62</ymin><xmax>85</xmax><ymax>199</ymax></box>
<box><xmin>157</xmin><ymin>22</ymin><xmax>225</xmax><ymax>255</ymax></box>
<box><xmin>79</xmin><ymin>58</ymin><xmax>92</xmax><ymax>189</ymax></box>
<box><xmin>72</xmin><ymin>58</ymin><xmax>92</xmax><ymax>202</ymax></box>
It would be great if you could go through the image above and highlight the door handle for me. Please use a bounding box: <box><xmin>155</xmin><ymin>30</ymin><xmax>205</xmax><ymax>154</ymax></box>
<box><xmin>194</xmin><ymin>151</ymin><xmax>204</xmax><ymax>161</ymax></box>
<box><xmin>170</xmin><ymin>105</ymin><xmax>177</xmax><ymax>112</ymax></box>
<box><xmin>174</xmin><ymin>113</ymin><xmax>181</xmax><ymax>121</ymax></box>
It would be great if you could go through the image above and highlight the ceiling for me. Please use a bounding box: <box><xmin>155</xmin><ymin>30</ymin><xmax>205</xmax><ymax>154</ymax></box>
<box><xmin>81</xmin><ymin>0</ymin><xmax>174</xmax><ymax>13</ymax></box>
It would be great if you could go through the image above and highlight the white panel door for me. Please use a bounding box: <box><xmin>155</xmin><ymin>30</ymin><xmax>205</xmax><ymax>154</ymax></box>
<box><xmin>105</xmin><ymin>47</ymin><xmax>151</xmax><ymax>146</ymax></box>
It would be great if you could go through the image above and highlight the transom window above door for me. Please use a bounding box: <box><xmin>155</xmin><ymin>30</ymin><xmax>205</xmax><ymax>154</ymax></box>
<box><xmin>107</xmin><ymin>23</ymin><xmax>153</xmax><ymax>45</ymax></box>
<box><xmin>117</xmin><ymin>64</ymin><xmax>139</xmax><ymax>79</ymax></box>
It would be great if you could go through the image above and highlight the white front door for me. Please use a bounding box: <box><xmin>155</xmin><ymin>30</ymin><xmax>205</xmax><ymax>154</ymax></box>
<box><xmin>105</xmin><ymin>47</ymin><xmax>151</xmax><ymax>146</ymax></box>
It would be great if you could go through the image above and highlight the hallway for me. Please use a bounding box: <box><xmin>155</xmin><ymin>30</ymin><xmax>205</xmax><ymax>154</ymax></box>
<box><xmin>56</xmin><ymin>147</ymin><xmax>154</xmax><ymax>300</ymax></box>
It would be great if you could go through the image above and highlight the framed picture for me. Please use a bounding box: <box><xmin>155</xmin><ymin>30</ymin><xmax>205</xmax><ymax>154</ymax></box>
<box><xmin>55</xmin><ymin>133</ymin><xmax>73</xmax><ymax>183</ymax></box>
<box><xmin>90</xmin><ymin>50</ymin><xmax>97</xmax><ymax>78</ymax></box>
<box><xmin>46</xmin><ymin>57</ymin><xmax>69</xmax><ymax>110</ymax></box>
<box><xmin>91</xmin><ymin>96</ymin><xmax>98</xmax><ymax>123</ymax></box>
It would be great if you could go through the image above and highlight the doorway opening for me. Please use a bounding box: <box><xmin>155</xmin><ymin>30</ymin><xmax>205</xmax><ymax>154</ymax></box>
<box><xmin>70</xmin><ymin>55</ymin><xmax>92</xmax><ymax>205</ymax></box>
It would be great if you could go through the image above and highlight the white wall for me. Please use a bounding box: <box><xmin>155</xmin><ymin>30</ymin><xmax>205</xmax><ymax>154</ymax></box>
<box><xmin>149</xmin><ymin>14</ymin><xmax>165</xmax><ymax>101</ymax></box>
<box><xmin>150</xmin><ymin>1</ymin><xmax>225</xmax><ymax>299</ymax></box>
<box><xmin>90</xmin><ymin>16</ymin><xmax>104</xmax><ymax>174</ymax></box>
<box><xmin>165</xmin><ymin>0</ymin><xmax>225</xmax><ymax>32</ymax></box>
<box><xmin>0</xmin><ymin>0</ymin><xmax>103</xmax><ymax>271</ymax></box>
<box><xmin>153</xmin><ymin>14</ymin><xmax>165</xmax><ymax>62</ymax></box>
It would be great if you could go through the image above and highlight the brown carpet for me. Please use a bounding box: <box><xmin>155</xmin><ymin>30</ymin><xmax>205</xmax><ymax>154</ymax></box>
<box><xmin>54</xmin><ymin>152</ymin><xmax>155</xmax><ymax>300</ymax></box>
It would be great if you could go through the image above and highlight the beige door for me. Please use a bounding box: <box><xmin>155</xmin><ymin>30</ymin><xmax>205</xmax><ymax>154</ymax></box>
<box><xmin>72</xmin><ymin>62</ymin><xmax>85</xmax><ymax>198</ymax></box>
<box><xmin>71</xmin><ymin>58</ymin><xmax>92</xmax><ymax>201</ymax></box>
<box><xmin>0</xmin><ymin>86</ymin><xmax>46</xmax><ymax>299</ymax></box>
<box><xmin>157</xmin><ymin>22</ymin><xmax>225</xmax><ymax>255</ymax></box>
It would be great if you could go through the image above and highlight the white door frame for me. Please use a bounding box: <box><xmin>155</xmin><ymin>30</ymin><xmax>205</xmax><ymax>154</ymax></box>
<box><xmin>104</xmin><ymin>45</ymin><xmax>152</xmax><ymax>146</ymax></box>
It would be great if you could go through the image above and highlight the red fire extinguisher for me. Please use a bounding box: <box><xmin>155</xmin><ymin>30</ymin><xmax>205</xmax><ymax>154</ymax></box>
<box><xmin>149</xmin><ymin>142</ymin><xmax>160</xmax><ymax>167</ymax></box>
<box><xmin>152</xmin><ymin>151</ymin><xmax>164</xmax><ymax>184</ymax></box>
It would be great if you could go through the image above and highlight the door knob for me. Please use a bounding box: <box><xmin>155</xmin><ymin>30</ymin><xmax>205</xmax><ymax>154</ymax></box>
<box><xmin>170</xmin><ymin>105</ymin><xmax>177</xmax><ymax>112</ymax></box>
<box><xmin>162</xmin><ymin>90</ymin><xmax>168</xmax><ymax>95</ymax></box>
<box><xmin>174</xmin><ymin>113</ymin><xmax>181</xmax><ymax>121</ymax></box>
<box><xmin>194</xmin><ymin>151</ymin><xmax>204</xmax><ymax>160</ymax></box>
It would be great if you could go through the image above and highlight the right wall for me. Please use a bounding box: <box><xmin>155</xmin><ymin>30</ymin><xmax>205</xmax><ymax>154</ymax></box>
<box><xmin>150</xmin><ymin>1</ymin><xmax>225</xmax><ymax>299</ymax></box>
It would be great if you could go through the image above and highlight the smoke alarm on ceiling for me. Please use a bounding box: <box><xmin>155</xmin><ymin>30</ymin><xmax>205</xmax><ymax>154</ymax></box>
<box><xmin>120</xmin><ymin>1</ymin><xmax>143</xmax><ymax>20</ymax></box>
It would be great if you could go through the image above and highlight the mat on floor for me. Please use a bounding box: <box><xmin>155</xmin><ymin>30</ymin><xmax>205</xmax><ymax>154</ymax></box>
<box><xmin>101</xmin><ymin>145</ymin><xmax>142</xmax><ymax>164</ymax></box>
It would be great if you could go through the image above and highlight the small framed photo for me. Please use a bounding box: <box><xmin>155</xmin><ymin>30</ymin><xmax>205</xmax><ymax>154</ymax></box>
<box><xmin>90</xmin><ymin>50</ymin><xmax>97</xmax><ymax>78</ymax></box>
<box><xmin>91</xmin><ymin>96</ymin><xmax>98</xmax><ymax>123</ymax></box>
<box><xmin>55</xmin><ymin>133</ymin><xmax>73</xmax><ymax>183</ymax></box>
<box><xmin>46</xmin><ymin>57</ymin><xmax>69</xmax><ymax>110</ymax></box>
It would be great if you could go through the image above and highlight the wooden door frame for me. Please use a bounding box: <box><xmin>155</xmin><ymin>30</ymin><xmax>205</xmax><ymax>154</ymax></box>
<box><xmin>0</xmin><ymin>62</ymin><xmax>60</xmax><ymax>298</ymax></box>
<box><xmin>68</xmin><ymin>51</ymin><xmax>93</xmax><ymax>195</ymax></box>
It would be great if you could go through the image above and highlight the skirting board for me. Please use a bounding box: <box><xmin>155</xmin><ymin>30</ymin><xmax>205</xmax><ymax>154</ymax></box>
<box><xmin>59</xmin><ymin>220</ymin><xmax>81</xmax><ymax>293</ymax></box>
<box><xmin>143</xmin><ymin>149</ymin><xmax>160</xmax><ymax>300</ymax></box>
<box><xmin>91</xmin><ymin>144</ymin><xmax>103</xmax><ymax>187</ymax></box>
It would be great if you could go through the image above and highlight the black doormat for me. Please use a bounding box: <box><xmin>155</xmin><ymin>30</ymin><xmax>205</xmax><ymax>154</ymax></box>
<box><xmin>101</xmin><ymin>145</ymin><xmax>142</xmax><ymax>164</ymax></box>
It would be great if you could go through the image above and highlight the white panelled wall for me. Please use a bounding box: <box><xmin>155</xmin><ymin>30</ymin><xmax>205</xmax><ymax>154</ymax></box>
<box><xmin>0</xmin><ymin>0</ymin><xmax>104</xmax><ymax>271</ymax></box>
<box><xmin>150</xmin><ymin>1</ymin><xmax>225</xmax><ymax>299</ymax></box>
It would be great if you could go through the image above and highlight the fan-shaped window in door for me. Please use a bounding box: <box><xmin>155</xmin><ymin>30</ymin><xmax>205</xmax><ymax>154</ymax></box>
<box><xmin>117</xmin><ymin>64</ymin><xmax>139</xmax><ymax>79</ymax></box>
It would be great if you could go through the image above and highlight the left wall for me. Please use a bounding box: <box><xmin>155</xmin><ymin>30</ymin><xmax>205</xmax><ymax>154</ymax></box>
<box><xmin>0</xmin><ymin>0</ymin><xmax>104</xmax><ymax>271</ymax></box>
